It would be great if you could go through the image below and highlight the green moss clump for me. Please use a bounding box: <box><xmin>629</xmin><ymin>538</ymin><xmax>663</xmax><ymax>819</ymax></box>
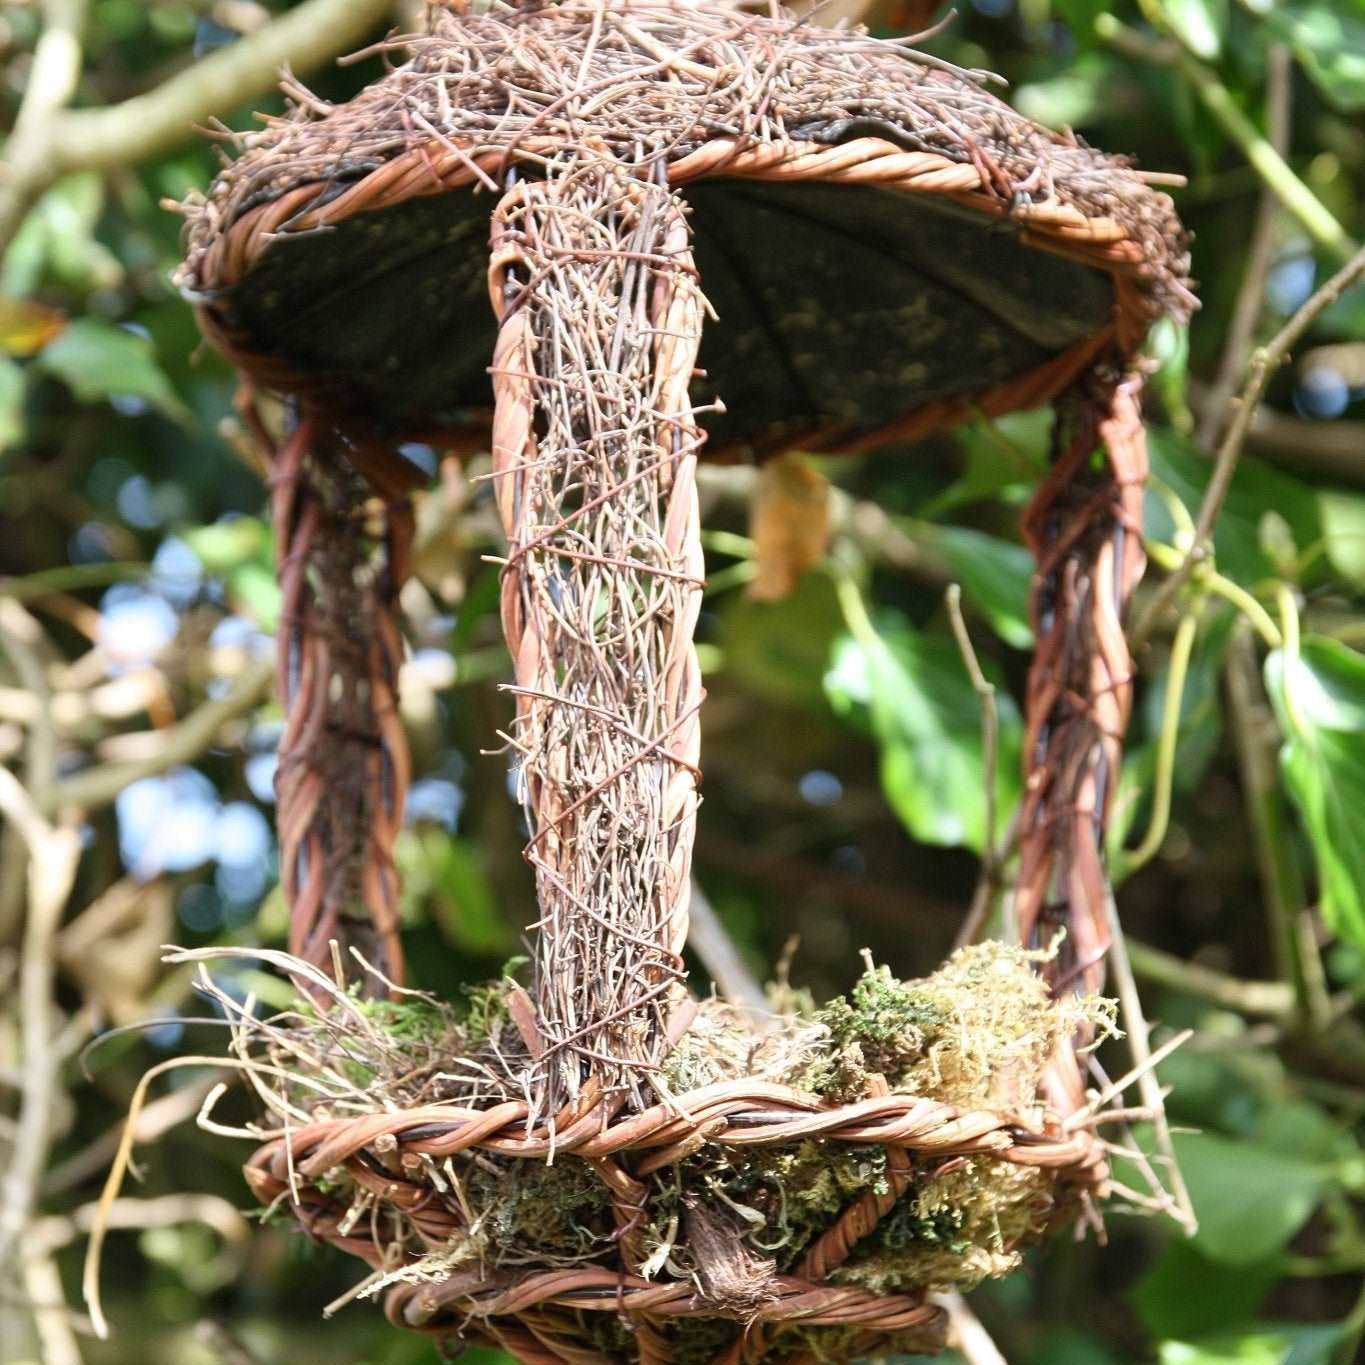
<box><xmin>807</xmin><ymin>965</ymin><xmax>952</xmax><ymax>1101</ymax></box>
<box><xmin>466</xmin><ymin>1156</ymin><xmax>614</xmax><ymax>1261</ymax></box>
<box><xmin>356</xmin><ymin>995</ymin><xmax>448</xmax><ymax>1042</ymax></box>
<box><xmin>249</xmin><ymin>938</ymin><xmax>1115</xmax><ymax>1358</ymax></box>
<box><xmin>693</xmin><ymin>1141</ymin><xmax>888</xmax><ymax>1269</ymax></box>
<box><xmin>460</xmin><ymin>962</ymin><xmax>527</xmax><ymax>1046</ymax></box>
<box><xmin>806</xmin><ymin>942</ymin><xmax>1114</xmax><ymax>1113</ymax></box>
<box><xmin>836</xmin><ymin>1157</ymin><xmax>1054</xmax><ymax>1294</ymax></box>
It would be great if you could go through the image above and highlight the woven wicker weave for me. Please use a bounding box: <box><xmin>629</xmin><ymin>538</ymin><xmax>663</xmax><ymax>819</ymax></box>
<box><xmin>177</xmin><ymin>4</ymin><xmax>1193</xmax><ymax>1361</ymax></box>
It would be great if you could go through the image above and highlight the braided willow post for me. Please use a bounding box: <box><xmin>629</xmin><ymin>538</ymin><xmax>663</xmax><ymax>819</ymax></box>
<box><xmin>265</xmin><ymin>402</ymin><xmax>418</xmax><ymax>993</ymax></box>
<box><xmin>1013</xmin><ymin>370</ymin><xmax>1147</xmax><ymax>1098</ymax></box>
<box><xmin>486</xmin><ymin>164</ymin><xmax>706</xmax><ymax>1118</ymax></box>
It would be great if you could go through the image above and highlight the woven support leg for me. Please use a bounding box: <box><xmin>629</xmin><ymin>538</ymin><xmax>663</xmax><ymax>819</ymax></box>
<box><xmin>1013</xmin><ymin>370</ymin><xmax>1147</xmax><ymax>1027</ymax></box>
<box><xmin>486</xmin><ymin>164</ymin><xmax>706</xmax><ymax>1117</ymax></box>
<box><xmin>266</xmin><ymin>403</ymin><xmax>416</xmax><ymax>994</ymax></box>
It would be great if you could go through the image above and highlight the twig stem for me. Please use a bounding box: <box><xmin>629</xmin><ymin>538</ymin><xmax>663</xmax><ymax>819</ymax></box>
<box><xmin>1195</xmin><ymin>43</ymin><xmax>1292</xmax><ymax>450</ymax></box>
<box><xmin>945</xmin><ymin>584</ymin><xmax>1008</xmax><ymax>948</ymax></box>
<box><xmin>1225</xmin><ymin>629</ymin><xmax>1311</xmax><ymax>1012</ymax></box>
<box><xmin>1102</xmin><ymin>889</ymin><xmax>1198</xmax><ymax>1233</ymax></box>
<box><xmin>1121</xmin><ymin>610</ymin><xmax>1197</xmax><ymax>875</ymax></box>
<box><xmin>1125</xmin><ymin>937</ymin><xmax>1294</xmax><ymax>1018</ymax></box>
<box><xmin>1133</xmin><ymin>241</ymin><xmax>1365</xmax><ymax>650</ymax></box>
<box><xmin>0</xmin><ymin>771</ymin><xmax>81</xmax><ymax>1281</ymax></box>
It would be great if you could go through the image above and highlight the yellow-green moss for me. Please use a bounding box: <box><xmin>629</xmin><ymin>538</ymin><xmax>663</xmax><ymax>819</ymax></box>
<box><xmin>249</xmin><ymin>940</ymin><xmax>1115</xmax><ymax>1361</ymax></box>
<box><xmin>807</xmin><ymin>941</ymin><xmax>1115</xmax><ymax>1113</ymax></box>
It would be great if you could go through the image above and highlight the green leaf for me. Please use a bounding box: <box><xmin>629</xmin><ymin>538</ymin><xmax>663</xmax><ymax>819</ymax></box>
<box><xmin>1133</xmin><ymin>1238</ymin><xmax>1276</xmax><ymax>1340</ymax></box>
<box><xmin>0</xmin><ymin>174</ymin><xmax>124</xmax><ymax>297</ymax></box>
<box><xmin>1172</xmin><ymin>1129</ymin><xmax>1326</xmax><ymax>1265</ymax></box>
<box><xmin>937</xmin><ymin>526</ymin><xmax>1033</xmax><ymax>649</ymax></box>
<box><xmin>38</xmin><ymin>318</ymin><xmax>189</xmax><ymax>422</ymax></box>
<box><xmin>1319</xmin><ymin>490</ymin><xmax>1365</xmax><ymax>588</ymax></box>
<box><xmin>1268</xmin><ymin>3</ymin><xmax>1365</xmax><ymax>110</ymax></box>
<box><xmin>401</xmin><ymin>829</ymin><xmax>511</xmax><ymax>957</ymax></box>
<box><xmin>1265</xmin><ymin>637</ymin><xmax>1365</xmax><ymax>947</ymax></box>
<box><xmin>1161</xmin><ymin>1325</ymin><xmax>1343</xmax><ymax>1365</ymax></box>
<box><xmin>824</xmin><ymin>609</ymin><xmax>1022</xmax><ymax>853</ymax></box>
<box><xmin>181</xmin><ymin>518</ymin><xmax>270</xmax><ymax>574</ymax></box>
<box><xmin>0</xmin><ymin>358</ymin><xmax>25</xmax><ymax>453</ymax></box>
<box><xmin>1147</xmin><ymin>430</ymin><xmax>1321</xmax><ymax>584</ymax></box>
<box><xmin>1254</xmin><ymin>1100</ymin><xmax>1358</xmax><ymax>1165</ymax></box>
<box><xmin>925</xmin><ymin>409</ymin><xmax>1048</xmax><ymax>519</ymax></box>
<box><xmin>724</xmin><ymin>572</ymin><xmax>846</xmax><ymax>711</ymax></box>
<box><xmin>1165</xmin><ymin>0</ymin><xmax>1229</xmax><ymax>59</ymax></box>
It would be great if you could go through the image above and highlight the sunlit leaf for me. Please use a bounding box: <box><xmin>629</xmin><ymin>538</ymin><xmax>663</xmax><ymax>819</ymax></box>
<box><xmin>1268</xmin><ymin>3</ymin><xmax>1365</xmax><ymax>110</ymax></box>
<box><xmin>1147</xmin><ymin>430</ymin><xmax>1321</xmax><ymax>583</ymax></box>
<box><xmin>0</xmin><ymin>296</ymin><xmax>65</xmax><ymax>356</ymax></box>
<box><xmin>0</xmin><ymin>174</ymin><xmax>124</xmax><ymax>297</ymax></box>
<box><xmin>182</xmin><ymin>518</ymin><xmax>270</xmax><ymax>574</ymax></box>
<box><xmin>1165</xmin><ymin>0</ymin><xmax>1229</xmax><ymax>59</ymax></box>
<box><xmin>1265</xmin><ymin>637</ymin><xmax>1365</xmax><ymax>948</ymax></box>
<box><xmin>38</xmin><ymin>318</ymin><xmax>190</xmax><ymax>422</ymax></box>
<box><xmin>824</xmin><ymin>608</ymin><xmax>1022</xmax><ymax>853</ymax></box>
<box><xmin>0</xmin><ymin>359</ymin><xmax>24</xmax><ymax>453</ymax></box>
<box><xmin>1319</xmin><ymin>489</ymin><xmax>1365</xmax><ymax>588</ymax></box>
<box><xmin>937</xmin><ymin>526</ymin><xmax>1033</xmax><ymax>649</ymax></box>
<box><xmin>1160</xmin><ymin>1325</ymin><xmax>1342</xmax><ymax>1365</ymax></box>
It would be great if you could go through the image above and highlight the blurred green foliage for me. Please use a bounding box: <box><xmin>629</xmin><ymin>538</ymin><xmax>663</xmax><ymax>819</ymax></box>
<box><xmin>1</xmin><ymin>2</ymin><xmax>1365</xmax><ymax>1364</ymax></box>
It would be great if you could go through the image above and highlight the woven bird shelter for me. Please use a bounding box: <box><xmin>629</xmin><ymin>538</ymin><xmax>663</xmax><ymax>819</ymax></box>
<box><xmin>173</xmin><ymin>2</ymin><xmax>1192</xmax><ymax>1361</ymax></box>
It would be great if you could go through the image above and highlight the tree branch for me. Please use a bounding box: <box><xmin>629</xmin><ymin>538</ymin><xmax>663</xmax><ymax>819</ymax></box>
<box><xmin>41</xmin><ymin>656</ymin><xmax>274</xmax><ymax>816</ymax></box>
<box><xmin>1125</xmin><ymin>936</ymin><xmax>1295</xmax><ymax>1019</ymax></box>
<box><xmin>0</xmin><ymin>0</ymin><xmax>396</xmax><ymax>258</ymax></box>
<box><xmin>0</xmin><ymin>769</ymin><xmax>81</xmax><ymax>1281</ymax></box>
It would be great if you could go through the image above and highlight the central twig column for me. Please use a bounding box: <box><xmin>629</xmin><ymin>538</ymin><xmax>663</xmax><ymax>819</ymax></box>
<box><xmin>487</xmin><ymin>163</ymin><xmax>706</xmax><ymax>1119</ymax></box>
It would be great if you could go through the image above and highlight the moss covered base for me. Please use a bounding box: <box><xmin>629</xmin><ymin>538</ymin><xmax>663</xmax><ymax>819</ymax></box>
<box><xmin>244</xmin><ymin>943</ymin><xmax>1113</xmax><ymax>1363</ymax></box>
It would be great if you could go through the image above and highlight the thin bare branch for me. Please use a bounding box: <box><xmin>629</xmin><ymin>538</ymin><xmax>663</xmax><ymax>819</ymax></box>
<box><xmin>42</xmin><ymin>656</ymin><xmax>273</xmax><ymax>816</ymax></box>
<box><xmin>0</xmin><ymin>0</ymin><xmax>395</xmax><ymax>256</ymax></box>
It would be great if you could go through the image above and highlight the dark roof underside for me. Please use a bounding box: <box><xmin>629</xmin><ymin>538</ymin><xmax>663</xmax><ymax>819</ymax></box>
<box><xmin>210</xmin><ymin>178</ymin><xmax>1114</xmax><ymax>452</ymax></box>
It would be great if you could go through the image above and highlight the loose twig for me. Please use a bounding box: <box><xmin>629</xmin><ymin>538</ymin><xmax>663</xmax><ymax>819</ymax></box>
<box><xmin>934</xmin><ymin>1290</ymin><xmax>1007</xmax><ymax>1365</ymax></box>
<box><xmin>945</xmin><ymin>585</ymin><xmax>1006</xmax><ymax>950</ymax></box>
<box><xmin>1102</xmin><ymin>889</ymin><xmax>1198</xmax><ymax>1233</ymax></box>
